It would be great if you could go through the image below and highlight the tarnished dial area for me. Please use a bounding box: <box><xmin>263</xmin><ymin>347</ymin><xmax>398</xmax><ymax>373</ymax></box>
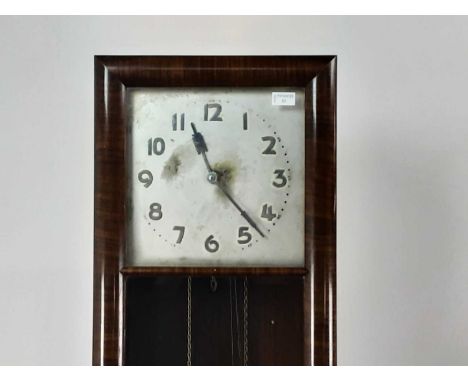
<box><xmin>127</xmin><ymin>88</ymin><xmax>305</xmax><ymax>267</ymax></box>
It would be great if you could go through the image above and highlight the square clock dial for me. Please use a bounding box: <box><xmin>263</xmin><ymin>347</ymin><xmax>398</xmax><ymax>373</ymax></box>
<box><xmin>127</xmin><ymin>88</ymin><xmax>305</xmax><ymax>267</ymax></box>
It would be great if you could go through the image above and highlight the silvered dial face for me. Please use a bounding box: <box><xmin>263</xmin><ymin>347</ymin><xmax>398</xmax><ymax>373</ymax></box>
<box><xmin>127</xmin><ymin>88</ymin><xmax>305</xmax><ymax>267</ymax></box>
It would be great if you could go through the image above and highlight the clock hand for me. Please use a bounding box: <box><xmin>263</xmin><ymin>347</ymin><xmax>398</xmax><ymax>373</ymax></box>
<box><xmin>216</xmin><ymin>181</ymin><xmax>266</xmax><ymax>239</ymax></box>
<box><xmin>191</xmin><ymin>122</ymin><xmax>212</xmax><ymax>172</ymax></box>
<box><xmin>190</xmin><ymin>122</ymin><xmax>265</xmax><ymax>238</ymax></box>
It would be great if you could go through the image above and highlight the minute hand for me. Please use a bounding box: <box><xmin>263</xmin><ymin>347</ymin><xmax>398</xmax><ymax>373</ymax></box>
<box><xmin>216</xmin><ymin>182</ymin><xmax>265</xmax><ymax>238</ymax></box>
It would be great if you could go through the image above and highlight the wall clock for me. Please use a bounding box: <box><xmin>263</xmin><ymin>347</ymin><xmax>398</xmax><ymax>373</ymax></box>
<box><xmin>93</xmin><ymin>56</ymin><xmax>336</xmax><ymax>366</ymax></box>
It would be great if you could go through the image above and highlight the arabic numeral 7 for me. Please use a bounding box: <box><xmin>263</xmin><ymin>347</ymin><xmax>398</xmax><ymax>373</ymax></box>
<box><xmin>173</xmin><ymin>226</ymin><xmax>185</xmax><ymax>244</ymax></box>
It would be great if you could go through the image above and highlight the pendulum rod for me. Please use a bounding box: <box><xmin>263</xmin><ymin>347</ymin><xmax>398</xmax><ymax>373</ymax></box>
<box><xmin>229</xmin><ymin>277</ymin><xmax>234</xmax><ymax>365</ymax></box>
<box><xmin>187</xmin><ymin>276</ymin><xmax>192</xmax><ymax>366</ymax></box>
<box><xmin>234</xmin><ymin>278</ymin><xmax>241</xmax><ymax>363</ymax></box>
<box><xmin>243</xmin><ymin>276</ymin><xmax>248</xmax><ymax>366</ymax></box>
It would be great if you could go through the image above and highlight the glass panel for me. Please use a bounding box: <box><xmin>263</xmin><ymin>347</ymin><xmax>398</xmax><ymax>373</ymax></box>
<box><xmin>127</xmin><ymin>88</ymin><xmax>305</xmax><ymax>267</ymax></box>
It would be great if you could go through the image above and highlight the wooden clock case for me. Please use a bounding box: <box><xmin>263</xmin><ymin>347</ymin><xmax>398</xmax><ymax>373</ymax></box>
<box><xmin>93</xmin><ymin>56</ymin><xmax>336</xmax><ymax>365</ymax></box>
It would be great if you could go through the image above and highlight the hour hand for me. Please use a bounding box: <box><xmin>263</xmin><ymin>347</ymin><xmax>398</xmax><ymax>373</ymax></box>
<box><xmin>191</xmin><ymin>123</ymin><xmax>208</xmax><ymax>154</ymax></box>
<box><xmin>191</xmin><ymin>122</ymin><xmax>212</xmax><ymax>172</ymax></box>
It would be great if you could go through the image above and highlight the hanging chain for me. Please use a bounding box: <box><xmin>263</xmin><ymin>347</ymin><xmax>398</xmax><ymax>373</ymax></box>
<box><xmin>243</xmin><ymin>276</ymin><xmax>248</xmax><ymax>366</ymax></box>
<box><xmin>187</xmin><ymin>276</ymin><xmax>192</xmax><ymax>366</ymax></box>
<box><xmin>187</xmin><ymin>275</ymin><xmax>247</xmax><ymax>366</ymax></box>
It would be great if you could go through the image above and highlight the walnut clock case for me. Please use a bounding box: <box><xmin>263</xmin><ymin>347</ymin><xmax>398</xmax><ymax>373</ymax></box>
<box><xmin>93</xmin><ymin>56</ymin><xmax>336</xmax><ymax>366</ymax></box>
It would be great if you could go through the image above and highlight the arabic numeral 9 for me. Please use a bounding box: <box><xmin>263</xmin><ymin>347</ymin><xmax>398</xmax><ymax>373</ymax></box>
<box><xmin>138</xmin><ymin>170</ymin><xmax>153</xmax><ymax>188</ymax></box>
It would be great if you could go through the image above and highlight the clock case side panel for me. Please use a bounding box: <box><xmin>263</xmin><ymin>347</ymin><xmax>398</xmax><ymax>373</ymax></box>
<box><xmin>93</xmin><ymin>56</ymin><xmax>336</xmax><ymax>366</ymax></box>
<box><xmin>93</xmin><ymin>58</ymin><xmax>127</xmax><ymax>365</ymax></box>
<box><xmin>305</xmin><ymin>58</ymin><xmax>337</xmax><ymax>366</ymax></box>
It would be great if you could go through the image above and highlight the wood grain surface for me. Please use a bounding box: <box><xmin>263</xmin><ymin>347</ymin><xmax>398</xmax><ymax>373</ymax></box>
<box><xmin>94</xmin><ymin>56</ymin><xmax>336</xmax><ymax>365</ymax></box>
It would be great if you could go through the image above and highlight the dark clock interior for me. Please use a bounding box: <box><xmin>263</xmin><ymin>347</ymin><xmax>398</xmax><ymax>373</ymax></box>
<box><xmin>124</xmin><ymin>275</ymin><xmax>305</xmax><ymax>365</ymax></box>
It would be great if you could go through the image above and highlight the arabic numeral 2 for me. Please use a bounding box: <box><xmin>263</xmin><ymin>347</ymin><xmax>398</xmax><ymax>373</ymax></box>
<box><xmin>261</xmin><ymin>136</ymin><xmax>276</xmax><ymax>155</ymax></box>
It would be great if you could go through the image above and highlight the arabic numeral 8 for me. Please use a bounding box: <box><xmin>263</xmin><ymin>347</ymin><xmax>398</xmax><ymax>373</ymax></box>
<box><xmin>149</xmin><ymin>203</ymin><xmax>163</xmax><ymax>220</ymax></box>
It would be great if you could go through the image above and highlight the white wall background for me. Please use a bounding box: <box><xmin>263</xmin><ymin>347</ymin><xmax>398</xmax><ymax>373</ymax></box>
<box><xmin>0</xmin><ymin>16</ymin><xmax>467</xmax><ymax>365</ymax></box>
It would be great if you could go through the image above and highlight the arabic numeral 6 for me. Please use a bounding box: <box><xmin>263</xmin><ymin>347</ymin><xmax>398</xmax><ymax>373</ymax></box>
<box><xmin>205</xmin><ymin>235</ymin><xmax>219</xmax><ymax>253</ymax></box>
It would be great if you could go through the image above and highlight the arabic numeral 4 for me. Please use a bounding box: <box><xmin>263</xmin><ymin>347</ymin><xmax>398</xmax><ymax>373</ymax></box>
<box><xmin>261</xmin><ymin>204</ymin><xmax>277</xmax><ymax>221</ymax></box>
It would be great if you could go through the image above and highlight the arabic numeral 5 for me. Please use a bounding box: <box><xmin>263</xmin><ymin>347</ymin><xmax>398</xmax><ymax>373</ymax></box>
<box><xmin>237</xmin><ymin>227</ymin><xmax>252</xmax><ymax>245</ymax></box>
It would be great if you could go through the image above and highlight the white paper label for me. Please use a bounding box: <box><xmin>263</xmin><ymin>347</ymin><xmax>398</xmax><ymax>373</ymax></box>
<box><xmin>272</xmin><ymin>92</ymin><xmax>296</xmax><ymax>106</ymax></box>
